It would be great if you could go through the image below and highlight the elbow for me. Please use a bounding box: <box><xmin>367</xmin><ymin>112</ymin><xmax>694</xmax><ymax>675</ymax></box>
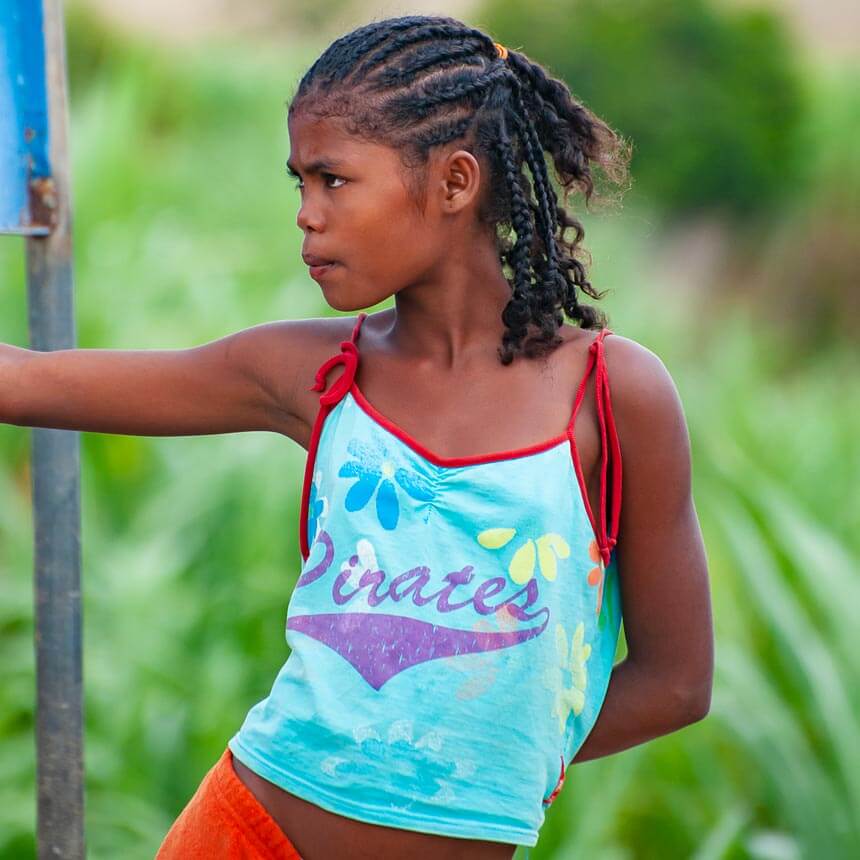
<box><xmin>683</xmin><ymin>696</ymin><xmax>711</xmax><ymax>725</ymax></box>
<box><xmin>675</xmin><ymin>679</ymin><xmax>712</xmax><ymax>724</ymax></box>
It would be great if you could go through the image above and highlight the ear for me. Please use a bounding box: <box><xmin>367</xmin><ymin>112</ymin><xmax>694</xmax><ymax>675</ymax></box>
<box><xmin>439</xmin><ymin>149</ymin><xmax>482</xmax><ymax>214</ymax></box>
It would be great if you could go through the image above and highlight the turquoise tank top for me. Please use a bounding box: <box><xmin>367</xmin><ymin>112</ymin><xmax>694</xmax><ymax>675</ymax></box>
<box><xmin>228</xmin><ymin>312</ymin><xmax>623</xmax><ymax>850</ymax></box>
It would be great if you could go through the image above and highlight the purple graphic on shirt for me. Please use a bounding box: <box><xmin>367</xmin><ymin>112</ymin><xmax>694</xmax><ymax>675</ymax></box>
<box><xmin>296</xmin><ymin>527</ymin><xmax>335</xmax><ymax>588</ymax></box>
<box><xmin>288</xmin><ymin>611</ymin><xmax>549</xmax><ymax>690</ymax></box>
<box><xmin>289</xmin><ymin>529</ymin><xmax>551</xmax><ymax>688</ymax></box>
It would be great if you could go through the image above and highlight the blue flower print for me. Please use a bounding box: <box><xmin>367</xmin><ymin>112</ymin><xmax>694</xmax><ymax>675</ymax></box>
<box><xmin>338</xmin><ymin>437</ymin><xmax>435</xmax><ymax>530</ymax></box>
<box><xmin>307</xmin><ymin>468</ymin><xmax>327</xmax><ymax>547</ymax></box>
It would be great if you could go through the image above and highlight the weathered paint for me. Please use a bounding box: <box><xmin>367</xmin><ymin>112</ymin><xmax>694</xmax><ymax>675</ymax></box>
<box><xmin>1</xmin><ymin>0</ymin><xmax>52</xmax><ymax>234</ymax></box>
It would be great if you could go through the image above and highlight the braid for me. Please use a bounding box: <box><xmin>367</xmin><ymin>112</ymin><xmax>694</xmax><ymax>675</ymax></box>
<box><xmin>494</xmin><ymin>117</ymin><xmax>534</xmax><ymax>351</ymax></box>
<box><xmin>289</xmin><ymin>15</ymin><xmax>631</xmax><ymax>364</ymax></box>
<box><xmin>506</xmin><ymin>60</ymin><xmax>591</xmax><ymax>340</ymax></box>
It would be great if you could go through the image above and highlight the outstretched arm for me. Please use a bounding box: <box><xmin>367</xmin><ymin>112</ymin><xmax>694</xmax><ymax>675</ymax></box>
<box><xmin>0</xmin><ymin>319</ymin><xmax>321</xmax><ymax>439</ymax></box>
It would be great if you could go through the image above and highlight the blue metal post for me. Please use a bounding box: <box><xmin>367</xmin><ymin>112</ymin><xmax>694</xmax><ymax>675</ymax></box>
<box><xmin>1</xmin><ymin>1</ymin><xmax>83</xmax><ymax>857</ymax></box>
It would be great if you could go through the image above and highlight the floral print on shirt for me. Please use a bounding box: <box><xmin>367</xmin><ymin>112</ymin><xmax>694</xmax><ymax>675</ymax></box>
<box><xmin>338</xmin><ymin>437</ymin><xmax>436</xmax><ymax>529</ymax></box>
<box><xmin>307</xmin><ymin>468</ymin><xmax>328</xmax><ymax>548</ymax></box>
<box><xmin>476</xmin><ymin>527</ymin><xmax>571</xmax><ymax>584</ymax></box>
<box><xmin>587</xmin><ymin>538</ymin><xmax>606</xmax><ymax>618</ymax></box>
<box><xmin>543</xmin><ymin>620</ymin><xmax>592</xmax><ymax>734</ymax></box>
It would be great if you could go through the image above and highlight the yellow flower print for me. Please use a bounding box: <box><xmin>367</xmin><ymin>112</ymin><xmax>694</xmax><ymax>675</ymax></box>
<box><xmin>587</xmin><ymin>538</ymin><xmax>606</xmax><ymax>618</ymax></box>
<box><xmin>543</xmin><ymin>620</ymin><xmax>591</xmax><ymax>734</ymax></box>
<box><xmin>477</xmin><ymin>527</ymin><xmax>571</xmax><ymax>585</ymax></box>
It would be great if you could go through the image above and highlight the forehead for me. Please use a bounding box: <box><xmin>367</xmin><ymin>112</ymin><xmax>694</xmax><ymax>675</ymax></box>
<box><xmin>287</xmin><ymin>114</ymin><xmax>391</xmax><ymax>169</ymax></box>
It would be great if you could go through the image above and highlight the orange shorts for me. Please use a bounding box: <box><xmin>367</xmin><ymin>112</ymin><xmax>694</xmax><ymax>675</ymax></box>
<box><xmin>155</xmin><ymin>746</ymin><xmax>302</xmax><ymax>859</ymax></box>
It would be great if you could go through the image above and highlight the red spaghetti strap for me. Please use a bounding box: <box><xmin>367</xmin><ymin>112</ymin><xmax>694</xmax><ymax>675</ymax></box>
<box><xmin>349</xmin><ymin>311</ymin><xmax>367</xmax><ymax>344</ymax></box>
<box><xmin>567</xmin><ymin>339</ymin><xmax>599</xmax><ymax>433</ymax></box>
<box><xmin>307</xmin><ymin>313</ymin><xmax>367</xmax><ymax>406</ymax></box>
<box><xmin>299</xmin><ymin>313</ymin><xmax>368</xmax><ymax>560</ymax></box>
<box><xmin>567</xmin><ymin>328</ymin><xmax>621</xmax><ymax>569</ymax></box>
<box><xmin>593</xmin><ymin>329</ymin><xmax>622</xmax><ymax>567</ymax></box>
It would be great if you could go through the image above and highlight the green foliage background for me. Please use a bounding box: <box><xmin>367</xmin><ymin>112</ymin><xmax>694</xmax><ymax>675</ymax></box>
<box><xmin>1</xmin><ymin>1</ymin><xmax>858</xmax><ymax>857</ymax></box>
<box><xmin>479</xmin><ymin>0</ymin><xmax>810</xmax><ymax>220</ymax></box>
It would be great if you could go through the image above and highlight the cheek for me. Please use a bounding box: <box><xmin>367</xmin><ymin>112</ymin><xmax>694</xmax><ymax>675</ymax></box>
<box><xmin>351</xmin><ymin>204</ymin><xmax>429</xmax><ymax>266</ymax></box>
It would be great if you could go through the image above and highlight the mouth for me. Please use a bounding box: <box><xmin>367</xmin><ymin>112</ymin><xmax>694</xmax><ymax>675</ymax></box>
<box><xmin>302</xmin><ymin>252</ymin><xmax>339</xmax><ymax>280</ymax></box>
<box><xmin>307</xmin><ymin>261</ymin><xmax>338</xmax><ymax>280</ymax></box>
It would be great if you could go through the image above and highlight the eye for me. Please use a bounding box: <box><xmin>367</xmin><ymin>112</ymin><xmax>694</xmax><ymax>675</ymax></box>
<box><xmin>290</xmin><ymin>173</ymin><xmax>346</xmax><ymax>190</ymax></box>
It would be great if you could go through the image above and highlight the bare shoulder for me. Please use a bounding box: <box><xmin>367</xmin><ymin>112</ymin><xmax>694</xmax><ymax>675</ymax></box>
<box><xmin>223</xmin><ymin>314</ymin><xmax>359</xmax><ymax>445</ymax></box>
<box><xmin>558</xmin><ymin>323</ymin><xmax>685</xmax><ymax>419</ymax></box>
<box><xmin>596</xmin><ymin>329</ymin><xmax>696</xmax><ymax>521</ymax></box>
<box><xmin>599</xmin><ymin>331</ymin><xmax>687</xmax><ymax>424</ymax></box>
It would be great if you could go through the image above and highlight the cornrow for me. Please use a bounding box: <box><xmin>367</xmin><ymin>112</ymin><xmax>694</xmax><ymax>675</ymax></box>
<box><xmin>289</xmin><ymin>14</ymin><xmax>631</xmax><ymax>364</ymax></box>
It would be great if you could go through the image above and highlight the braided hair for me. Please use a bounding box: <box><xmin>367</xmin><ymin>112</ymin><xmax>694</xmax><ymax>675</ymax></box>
<box><xmin>288</xmin><ymin>15</ymin><xmax>632</xmax><ymax>365</ymax></box>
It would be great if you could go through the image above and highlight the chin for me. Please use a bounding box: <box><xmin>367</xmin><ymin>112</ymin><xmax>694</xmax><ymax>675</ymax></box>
<box><xmin>323</xmin><ymin>293</ymin><xmax>365</xmax><ymax>313</ymax></box>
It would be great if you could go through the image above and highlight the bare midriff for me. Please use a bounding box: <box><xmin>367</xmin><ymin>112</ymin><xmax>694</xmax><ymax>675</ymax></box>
<box><xmin>231</xmin><ymin>755</ymin><xmax>518</xmax><ymax>860</ymax></box>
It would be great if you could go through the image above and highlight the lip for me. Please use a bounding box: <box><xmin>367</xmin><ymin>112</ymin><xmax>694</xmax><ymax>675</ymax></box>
<box><xmin>302</xmin><ymin>252</ymin><xmax>336</xmax><ymax>267</ymax></box>
<box><xmin>308</xmin><ymin>261</ymin><xmax>338</xmax><ymax>280</ymax></box>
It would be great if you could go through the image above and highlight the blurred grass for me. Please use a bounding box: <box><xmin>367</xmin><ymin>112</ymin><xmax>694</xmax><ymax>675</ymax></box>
<box><xmin>1</xmin><ymin>3</ymin><xmax>859</xmax><ymax>858</ymax></box>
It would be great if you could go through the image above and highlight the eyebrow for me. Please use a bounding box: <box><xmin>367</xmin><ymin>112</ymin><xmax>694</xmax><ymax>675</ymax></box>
<box><xmin>285</xmin><ymin>157</ymin><xmax>343</xmax><ymax>176</ymax></box>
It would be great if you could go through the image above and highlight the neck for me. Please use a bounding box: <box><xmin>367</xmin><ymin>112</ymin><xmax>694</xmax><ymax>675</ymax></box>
<box><xmin>386</xmin><ymin>247</ymin><xmax>514</xmax><ymax>370</ymax></box>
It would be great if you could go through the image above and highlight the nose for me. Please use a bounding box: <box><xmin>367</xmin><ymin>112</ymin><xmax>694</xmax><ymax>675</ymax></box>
<box><xmin>296</xmin><ymin>197</ymin><xmax>324</xmax><ymax>233</ymax></box>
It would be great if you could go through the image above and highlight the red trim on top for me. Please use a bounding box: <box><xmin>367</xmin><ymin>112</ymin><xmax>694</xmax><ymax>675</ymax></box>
<box><xmin>566</xmin><ymin>339</ymin><xmax>598</xmax><ymax>435</ymax></box>
<box><xmin>567</xmin><ymin>329</ymin><xmax>622</xmax><ymax>569</ymax></box>
<box><xmin>346</xmin><ymin>312</ymin><xmax>573</xmax><ymax>467</ymax></box>
<box><xmin>543</xmin><ymin>754</ymin><xmax>566</xmax><ymax>807</ymax></box>
<box><xmin>299</xmin><ymin>314</ymin><xmax>623</xmax><ymax>566</ymax></box>
<box><xmin>349</xmin><ymin>312</ymin><xmax>367</xmax><ymax>343</ymax></box>
<box><xmin>595</xmin><ymin>330</ymin><xmax>622</xmax><ymax>566</ymax></box>
<box><xmin>299</xmin><ymin>313</ymin><xmax>368</xmax><ymax>561</ymax></box>
<box><xmin>348</xmin><ymin>382</ymin><xmax>569</xmax><ymax>468</ymax></box>
<box><xmin>298</xmin><ymin>395</ymin><xmax>328</xmax><ymax>562</ymax></box>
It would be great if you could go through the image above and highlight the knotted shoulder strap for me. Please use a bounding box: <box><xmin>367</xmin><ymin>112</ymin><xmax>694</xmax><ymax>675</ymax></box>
<box><xmin>308</xmin><ymin>312</ymin><xmax>368</xmax><ymax>407</ymax></box>
<box><xmin>299</xmin><ymin>313</ymin><xmax>368</xmax><ymax>561</ymax></box>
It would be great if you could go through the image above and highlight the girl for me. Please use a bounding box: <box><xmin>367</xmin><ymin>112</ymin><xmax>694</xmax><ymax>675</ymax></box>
<box><xmin>2</xmin><ymin>14</ymin><xmax>713</xmax><ymax>860</ymax></box>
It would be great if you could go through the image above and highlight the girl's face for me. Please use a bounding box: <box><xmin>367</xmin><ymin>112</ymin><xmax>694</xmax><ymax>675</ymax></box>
<box><xmin>287</xmin><ymin>110</ymin><xmax>478</xmax><ymax>311</ymax></box>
